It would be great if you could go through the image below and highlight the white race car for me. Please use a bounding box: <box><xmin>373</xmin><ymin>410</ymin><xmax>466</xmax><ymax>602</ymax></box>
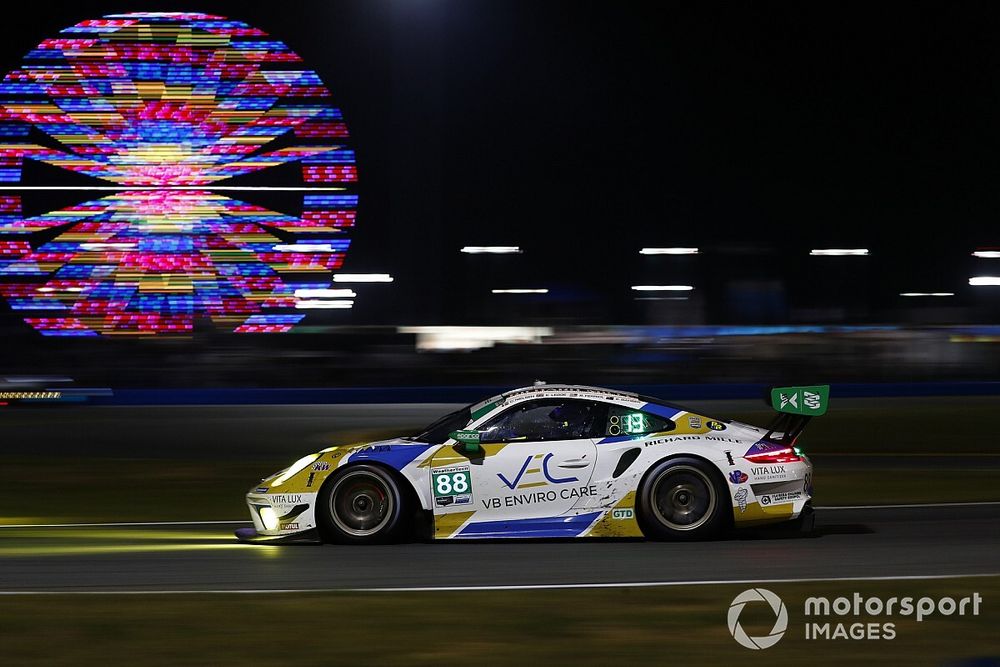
<box><xmin>236</xmin><ymin>383</ymin><xmax>824</xmax><ymax>543</ymax></box>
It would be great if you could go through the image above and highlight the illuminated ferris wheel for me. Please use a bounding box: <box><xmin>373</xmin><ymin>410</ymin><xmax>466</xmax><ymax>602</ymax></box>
<box><xmin>0</xmin><ymin>12</ymin><xmax>366</xmax><ymax>335</ymax></box>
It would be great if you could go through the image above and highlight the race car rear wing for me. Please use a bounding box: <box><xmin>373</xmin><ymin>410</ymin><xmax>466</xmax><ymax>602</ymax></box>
<box><xmin>761</xmin><ymin>384</ymin><xmax>830</xmax><ymax>446</ymax></box>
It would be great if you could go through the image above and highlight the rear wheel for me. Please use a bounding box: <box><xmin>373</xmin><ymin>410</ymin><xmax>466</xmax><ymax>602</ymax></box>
<box><xmin>638</xmin><ymin>458</ymin><xmax>727</xmax><ymax>541</ymax></box>
<box><xmin>318</xmin><ymin>465</ymin><xmax>407</xmax><ymax>544</ymax></box>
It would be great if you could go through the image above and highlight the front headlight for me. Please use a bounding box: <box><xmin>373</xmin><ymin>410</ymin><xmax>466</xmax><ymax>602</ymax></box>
<box><xmin>258</xmin><ymin>507</ymin><xmax>280</xmax><ymax>531</ymax></box>
<box><xmin>270</xmin><ymin>453</ymin><xmax>320</xmax><ymax>487</ymax></box>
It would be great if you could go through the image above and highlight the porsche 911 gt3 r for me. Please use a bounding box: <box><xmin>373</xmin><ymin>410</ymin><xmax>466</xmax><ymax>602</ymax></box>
<box><xmin>235</xmin><ymin>383</ymin><xmax>826</xmax><ymax>544</ymax></box>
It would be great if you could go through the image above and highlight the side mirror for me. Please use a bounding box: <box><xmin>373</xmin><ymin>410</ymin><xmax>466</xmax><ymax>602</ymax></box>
<box><xmin>449</xmin><ymin>429</ymin><xmax>482</xmax><ymax>452</ymax></box>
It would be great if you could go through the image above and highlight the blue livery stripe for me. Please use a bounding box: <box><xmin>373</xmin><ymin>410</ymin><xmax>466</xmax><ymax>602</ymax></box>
<box><xmin>347</xmin><ymin>443</ymin><xmax>431</xmax><ymax>470</ymax></box>
<box><xmin>597</xmin><ymin>434</ymin><xmax>642</xmax><ymax>444</ymax></box>
<box><xmin>455</xmin><ymin>511</ymin><xmax>602</xmax><ymax>539</ymax></box>
<box><xmin>640</xmin><ymin>402</ymin><xmax>683</xmax><ymax>420</ymax></box>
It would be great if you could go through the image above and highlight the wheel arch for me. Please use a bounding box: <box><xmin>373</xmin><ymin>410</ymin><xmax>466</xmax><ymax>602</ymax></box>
<box><xmin>319</xmin><ymin>460</ymin><xmax>422</xmax><ymax>508</ymax></box>
<box><xmin>635</xmin><ymin>451</ymin><xmax>733</xmax><ymax>530</ymax></box>
<box><xmin>316</xmin><ymin>460</ymin><xmax>423</xmax><ymax>542</ymax></box>
<box><xmin>636</xmin><ymin>452</ymin><xmax>727</xmax><ymax>491</ymax></box>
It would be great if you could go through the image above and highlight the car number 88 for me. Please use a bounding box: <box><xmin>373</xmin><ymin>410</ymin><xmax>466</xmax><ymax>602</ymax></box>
<box><xmin>434</xmin><ymin>471</ymin><xmax>470</xmax><ymax>496</ymax></box>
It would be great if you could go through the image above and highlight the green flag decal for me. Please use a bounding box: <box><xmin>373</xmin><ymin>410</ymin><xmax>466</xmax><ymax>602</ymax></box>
<box><xmin>770</xmin><ymin>385</ymin><xmax>830</xmax><ymax>416</ymax></box>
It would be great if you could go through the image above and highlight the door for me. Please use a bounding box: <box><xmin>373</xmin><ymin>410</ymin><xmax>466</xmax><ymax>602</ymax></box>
<box><xmin>430</xmin><ymin>399</ymin><xmax>603</xmax><ymax>538</ymax></box>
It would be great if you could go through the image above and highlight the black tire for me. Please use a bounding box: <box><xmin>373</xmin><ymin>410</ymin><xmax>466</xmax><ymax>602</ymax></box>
<box><xmin>318</xmin><ymin>464</ymin><xmax>408</xmax><ymax>544</ymax></box>
<box><xmin>637</xmin><ymin>457</ymin><xmax>728</xmax><ymax>541</ymax></box>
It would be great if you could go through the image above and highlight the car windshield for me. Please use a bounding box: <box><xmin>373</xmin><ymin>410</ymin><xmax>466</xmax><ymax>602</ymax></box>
<box><xmin>411</xmin><ymin>406</ymin><xmax>472</xmax><ymax>444</ymax></box>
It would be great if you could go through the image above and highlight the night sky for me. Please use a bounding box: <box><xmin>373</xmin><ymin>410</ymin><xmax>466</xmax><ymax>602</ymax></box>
<box><xmin>4</xmin><ymin>2</ymin><xmax>1000</xmax><ymax>326</ymax></box>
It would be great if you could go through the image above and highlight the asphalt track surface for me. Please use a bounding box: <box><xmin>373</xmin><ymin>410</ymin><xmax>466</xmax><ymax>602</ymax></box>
<box><xmin>0</xmin><ymin>504</ymin><xmax>997</xmax><ymax>592</ymax></box>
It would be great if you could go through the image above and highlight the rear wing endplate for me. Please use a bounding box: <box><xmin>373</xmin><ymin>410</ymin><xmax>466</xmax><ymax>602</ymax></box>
<box><xmin>762</xmin><ymin>384</ymin><xmax>830</xmax><ymax>445</ymax></box>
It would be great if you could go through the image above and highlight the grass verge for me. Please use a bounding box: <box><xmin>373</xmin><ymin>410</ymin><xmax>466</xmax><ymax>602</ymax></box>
<box><xmin>0</xmin><ymin>577</ymin><xmax>996</xmax><ymax>666</ymax></box>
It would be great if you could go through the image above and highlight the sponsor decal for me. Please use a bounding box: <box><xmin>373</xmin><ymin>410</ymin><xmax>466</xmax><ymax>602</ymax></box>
<box><xmin>268</xmin><ymin>494</ymin><xmax>304</xmax><ymax>505</ymax></box>
<box><xmin>482</xmin><ymin>484</ymin><xmax>599</xmax><ymax>509</ymax></box>
<box><xmin>611</xmin><ymin>508</ymin><xmax>634</xmax><ymax>520</ymax></box>
<box><xmin>282</xmin><ymin>522</ymin><xmax>300</xmax><ymax>531</ymax></box>
<box><xmin>707</xmin><ymin>420</ymin><xmax>726</xmax><ymax>431</ymax></box>
<box><xmin>758</xmin><ymin>491</ymin><xmax>802</xmax><ymax>506</ymax></box>
<box><xmin>750</xmin><ymin>465</ymin><xmax>789</xmax><ymax>482</ymax></box>
<box><xmin>312</xmin><ymin>461</ymin><xmax>331</xmax><ymax>471</ymax></box>
<box><xmin>688</xmin><ymin>416</ymin><xmax>702</xmax><ymax>429</ymax></box>
<box><xmin>729</xmin><ymin>470</ymin><xmax>748</xmax><ymax>484</ymax></box>
<box><xmin>305</xmin><ymin>472</ymin><xmax>315</xmax><ymax>488</ymax></box>
<box><xmin>433</xmin><ymin>465</ymin><xmax>474</xmax><ymax>506</ymax></box>
<box><xmin>734</xmin><ymin>487</ymin><xmax>748</xmax><ymax>512</ymax></box>
<box><xmin>254</xmin><ymin>487</ymin><xmax>268</xmax><ymax>493</ymax></box>
<box><xmin>771</xmin><ymin>385</ymin><xmax>829</xmax><ymax>416</ymax></box>
<box><xmin>706</xmin><ymin>435</ymin><xmax>741</xmax><ymax>444</ymax></box>
<box><xmin>645</xmin><ymin>434</ymin><xmax>700</xmax><ymax>446</ymax></box>
<box><xmin>778</xmin><ymin>392</ymin><xmax>799</xmax><ymax>411</ymax></box>
<box><xmin>497</xmin><ymin>452</ymin><xmax>580</xmax><ymax>489</ymax></box>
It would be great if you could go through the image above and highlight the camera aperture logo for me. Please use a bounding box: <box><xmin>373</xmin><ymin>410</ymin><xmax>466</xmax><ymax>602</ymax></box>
<box><xmin>728</xmin><ymin>588</ymin><xmax>984</xmax><ymax>649</ymax></box>
<box><xmin>728</xmin><ymin>588</ymin><xmax>788</xmax><ymax>649</ymax></box>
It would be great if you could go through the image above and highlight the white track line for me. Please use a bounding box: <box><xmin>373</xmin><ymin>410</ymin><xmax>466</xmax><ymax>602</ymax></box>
<box><xmin>354</xmin><ymin>572</ymin><xmax>1000</xmax><ymax>593</ymax></box>
<box><xmin>0</xmin><ymin>572</ymin><xmax>997</xmax><ymax>595</ymax></box>
<box><xmin>817</xmin><ymin>501</ymin><xmax>1000</xmax><ymax>510</ymax></box>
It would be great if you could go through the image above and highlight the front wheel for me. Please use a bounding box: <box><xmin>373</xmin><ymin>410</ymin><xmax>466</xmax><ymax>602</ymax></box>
<box><xmin>318</xmin><ymin>465</ymin><xmax>407</xmax><ymax>544</ymax></box>
<box><xmin>638</xmin><ymin>458</ymin><xmax>727</xmax><ymax>541</ymax></box>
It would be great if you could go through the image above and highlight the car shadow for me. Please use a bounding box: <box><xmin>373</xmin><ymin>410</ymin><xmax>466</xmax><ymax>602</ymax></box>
<box><xmin>733</xmin><ymin>523</ymin><xmax>874</xmax><ymax>541</ymax></box>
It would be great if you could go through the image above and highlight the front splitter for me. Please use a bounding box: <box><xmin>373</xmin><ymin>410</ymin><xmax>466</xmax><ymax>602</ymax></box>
<box><xmin>234</xmin><ymin>527</ymin><xmax>321</xmax><ymax>544</ymax></box>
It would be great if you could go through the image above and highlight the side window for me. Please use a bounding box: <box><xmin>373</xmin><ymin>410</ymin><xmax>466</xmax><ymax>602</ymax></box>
<box><xmin>480</xmin><ymin>400</ymin><xmax>605</xmax><ymax>443</ymax></box>
<box><xmin>606</xmin><ymin>405</ymin><xmax>673</xmax><ymax>436</ymax></box>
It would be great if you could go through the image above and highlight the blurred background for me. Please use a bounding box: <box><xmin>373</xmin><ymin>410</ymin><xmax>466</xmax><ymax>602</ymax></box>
<box><xmin>2</xmin><ymin>1</ymin><xmax>1000</xmax><ymax>390</ymax></box>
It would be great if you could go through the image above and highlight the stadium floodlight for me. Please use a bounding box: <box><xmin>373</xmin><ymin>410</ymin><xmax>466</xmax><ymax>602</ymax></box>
<box><xmin>332</xmin><ymin>274</ymin><xmax>394</xmax><ymax>283</ymax></box>
<box><xmin>491</xmin><ymin>288</ymin><xmax>549</xmax><ymax>294</ymax></box>
<box><xmin>273</xmin><ymin>243</ymin><xmax>339</xmax><ymax>253</ymax></box>
<box><xmin>639</xmin><ymin>247</ymin><xmax>699</xmax><ymax>255</ymax></box>
<box><xmin>809</xmin><ymin>248</ymin><xmax>869</xmax><ymax>256</ymax></box>
<box><xmin>79</xmin><ymin>242</ymin><xmax>137</xmax><ymax>251</ymax></box>
<box><xmin>899</xmin><ymin>292</ymin><xmax>954</xmax><ymax>297</ymax></box>
<box><xmin>294</xmin><ymin>300</ymin><xmax>355</xmax><ymax>309</ymax></box>
<box><xmin>969</xmin><ymin>276</ymin><xmax>1000</xmax><ymax>286</ymax></box>
<box><xmin>461</xmin><ymin>246</ymin><xmax>522</xmax><ymax>254</ymax></box>
<box><xmin>293</xmin><ymin>288</ymin><xmax>356</xmax><ymax>298</ymax></box>
<box><xmin>630</xmin><ymin>285</ymin><xmax>694</xmax><ymax>291</ymax></box>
